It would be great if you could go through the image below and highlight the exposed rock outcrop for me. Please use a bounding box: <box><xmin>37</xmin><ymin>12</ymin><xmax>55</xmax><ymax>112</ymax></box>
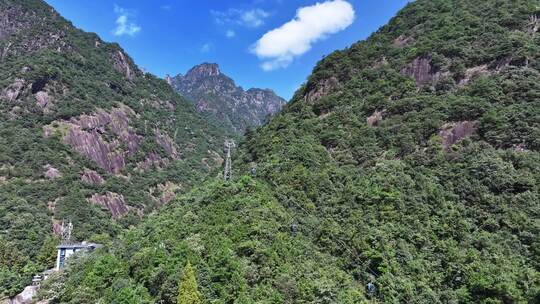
<box><xmin>367</xmin><ymin>110</ymin><xmax>386</xmax><ymax>127</ymax></box>
<box><xmin>1</xmin><ymin>2</ymin><xmax>72</xmax><ymax>58</ymax></box>
<box><xmin>43</xmin><ymin>165</ymin><xmax>61</xmax><ymax>179</ymax></box>
<box><xmin>201</xmin><ymin>149</ymin><xmax>224</xmax><ymax>171</ymax></box>
<box><xmin>81</xmin><ymin>169</ymin><xmax>105</xmax><ymax>185</ymax></box>
<box><xmin>2</xmin><ymin>78</ymin><xmax>26</xmax><ymax>102</ymax></box>
<box><xmin>8</xmin><ymin>285</ymin><xmax>38</xmax><ymax>304</ymax></box>
<box><xmin>47</xmin><ymin>199</ymin><xmax>58</xmax><ymax>212</ymax></box>
<box><xmin>47</xmin><ymin>106</ymin><xmax>141</xmax><ymax>174</ymax></box>
<box><xmin>514</xmin><ymin>143</ymin><xmax>528</xmax><ymax>153</ymax></box>
<box><xmin>439</xmin><ymin>121</ymin><xmax>478</xmax><ymax>149</ymax></box>
<box><xmin>195</xmin><ymin>99</ymin><xmax>214</xmax><ymax>113</ymax></box>
<box><xmin>246</xmin><ymin>88</ymin><xmax>284</xmax><ymax>115</ymax></box>
<box><xmin>457</xmin><ymin>65</ymin><xmax>489</xmax><ymax>87</ymax></box>
<box><xmin>0</xmin><ymin>5</ymin><xmax>33</xmax><ymax>40</ymax></box>
<box><xmin>35</xmin><ymin>91</ymin><xmax>53</xmax><ymax>111</ymax></box>
<box><xmin>150</xmin><ymin>181</ymin><xmax>181</xmax><ymax>206</ymax></box>
<box><xmin>393</xmin><ymin>34</ymin><xmax>415</xmax><ymax>48</ymax></box>
<box><xmin>65</xmin><ymin>127</ymin><xmax>126</xmax><ymax>174</ymax></box>
<box><xmin>145</xmin><ymin>98</ymin><xmax>176</xmax><ymax>111</ymax></box>
<box><xmin>401</xmin><ymin>56</ymin><xmax>441</xmax><ymax>87</ymax></box>
<box><xmin>20</xmin><ymin>30</ymin><xmax>69</xmax><ymax>54</ymax></box>
<box><xmin>372</xmin><ymin>57</ymin><xmax>389</xmax><ymax>69</ymax></box>
<box><xmin>0</xmin><ymin>0</ymin><xmax>231</xmax><ymax>297</ymax></box>
<box><xmin>137</xmin><ymin>152</ymin><xmax>169</xmax><ymax>171</ymax></box>
<box><xmin>184</xmin><ymin>63</ymin><xmax>221</xmax><ymax>79</ymax></box>
<box><xmin>305</xmin><ymin>76</ymin><xmax>339</xmax><ymax>103</ymax></box>
<box><xmin>52</xmin><ymin>218</ymin><xmax>62</xmax><ymax>236</ymax></box>
<box><xmin>89</xmin><ymin>192</ymin><xmax>129</xmax><ymax>218</ymax></box>
<box><xmin>156</xmin><ymin>129</ymin><xmax>179</xmax><ymax>159</ymax></box>
<box><xmin>72</xmin><ymin>106</ymin><xmax>135</xmax><ymax>133</ymax></box>
<box><xmin>1</xmin><ymin>41</ymin><xmax>12</xmax><ymax>61</ymax></box>
<box><xmin>112</xmin><ymin>51</ymin><xmax>134</xmax><ymax>80</ymax></box>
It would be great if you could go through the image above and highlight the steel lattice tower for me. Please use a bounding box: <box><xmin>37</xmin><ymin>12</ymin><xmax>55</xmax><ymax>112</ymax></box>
<box><xmin>223</xmin><ymin>140</ymin><xmax>235</xmax><ymax>181</ymax></box>
<box><xmin>60</xmin><ymin>219</ymin><xmax>73</xmax><ymax>245</ymax></box>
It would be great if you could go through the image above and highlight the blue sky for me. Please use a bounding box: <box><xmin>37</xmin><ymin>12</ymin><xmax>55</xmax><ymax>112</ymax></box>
<box><xmin>45</xmin><ymin>0</ymin><xmax>409</xmax><ymax>100</ymax></box>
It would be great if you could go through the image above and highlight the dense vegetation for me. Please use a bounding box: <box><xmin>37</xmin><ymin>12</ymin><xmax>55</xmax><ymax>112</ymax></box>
<box><xmin>25</xmin><ymin>0</ymin><xmax>540</xmax><ymax>302</ymax></box>
<box><xmin>0</xmin><ymin>0</ymin><xmax>231</xmax><ymax>297</ymax></box>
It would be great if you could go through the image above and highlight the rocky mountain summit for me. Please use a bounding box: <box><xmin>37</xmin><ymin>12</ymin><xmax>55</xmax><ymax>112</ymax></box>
<box><xmin>169</xmin><ymin>63</ymin><xmax>285</xmax><ymax>134</ymax></box>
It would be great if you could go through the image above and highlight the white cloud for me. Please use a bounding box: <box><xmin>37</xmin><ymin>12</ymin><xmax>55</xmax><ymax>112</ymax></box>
<box><xmin>252</xmin><ymin>0</ymin><xmax>355</xmax><ymax>71</ymax></box>
<box><xmin>240</xmin><ymin>9</ymin><xmax>270</xmax><ymax>27</ymax></box>
<box><xmin>201</xmin><ymin>42</ymin><xmax>213</xmax><ymax>53</ymax></box>
<box><xmin>112</xmin><ymin>5</ymin><xmax>141</xmax><ymax>37</ymax></box>
<box><xmin>211</xmin><ymin>8</ymin><xmax>270</xmax><ymax>28</ymax></box>
<box><xmin>226</xmin><ymin>30</ymin><xmax>236</xmax><ymax>38</ymax></box>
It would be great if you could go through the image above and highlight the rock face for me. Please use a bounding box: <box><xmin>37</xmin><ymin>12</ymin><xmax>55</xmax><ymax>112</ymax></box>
<box><xmin>150</xmin><ymin>181</ymin><xmax>181</xmax><ymax>206</ymax></box>
<box><xmin>43</xmin><ymin>165</ymin><xmax>61</xmax><ymax>179</ymax></box>
<box><xmin>0</xmin><ymin>5</ymin><xmax>33</xmax><ymax>40</ymax></box>
<box><xmin>52</xmin><ymin>218</ymin><xmax>62</xmax><ymax>236</ymax></box>
<box><xmin>393</xmin><ymin>34</ymin><xmax>415</xmax><ymax>48</ymax></box>
<box><xmin>401</xmin><ymin>56</ymin><xmax>441</xmax><ymax>86</ymax></box>
<box><xmin>112</xmin><ymin>51</ymin><xmax>135</xmax><ymax>80</ymax></box>
<box><xmin>439</xmin><ymin>121</ymin><xmax>478</xmax><ymax>149</ymax></box>
<box><xmin>81</xmin><ymin>169</ymin><xmax>105</xmax><ymax>185</ymax></box>
<box><xmin>136</xmin><ymin>152</ymin><xmax>169</xmax><ymax>171</ymax></box>
<box><xmin>9</xmin><ymin>285</ymin><xmax>38</xmax><ymax>304</ymax></box>
<box><xmin>46</xmin><ymin>106</ymin><xmax>142</xmax><ymax>174</ymax></box>
<box><xmin>304</xmin><ymin>77</ymin><xmax>339</xmax><ymax>104</ymax></box>
<box><xmin>155</xmin><ymin>129</ymin><xmax>179</xmax><ymax>159</ymax></box>
<box><xmin>170</xmin><ymin>63</ymin><xmax>285</xmax><ymax>133</ymax></box>
<box><xmin>1</xmin><ymin>2</ymin><xmax>72</xmax><ymax>59</ymax></box>
<box><xmin>65</xmin><ymin>127</ymin><xmax>126</xmax><ymax>174</ymax></box>
<box><xmin>457</xmin><ymin>65</ymin><xmax>490</xmax><ymax>87</ymax></box>
<box><xmin>89</xmin><ymin>192</ymin><xmax>130</xmax><ymax>218</ymax></box>
<box><xmin>367</xmin><ymin>110</ymin><xmax>385</xmax><ymax>127</ymax></box>
<box><xmin>35</xmin><ymin>90</ymin><xmax>54</xmax><ymax>112</ymax></box>
<box><xmin>1</xmin><ymin>78</ymin><xmax>26</xmax><ymax>102</ymax></box>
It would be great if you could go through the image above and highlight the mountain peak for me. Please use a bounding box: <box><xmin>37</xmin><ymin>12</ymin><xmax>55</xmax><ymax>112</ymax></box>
<box><xmin>185</xmin><ymin>63</ymin><xmax>221</xmax><ymax>78</ymax></box>
<box><xmin>170</xmin><ymin>63</ymin><xmax>285</xmax><ymax>133</ymax></box>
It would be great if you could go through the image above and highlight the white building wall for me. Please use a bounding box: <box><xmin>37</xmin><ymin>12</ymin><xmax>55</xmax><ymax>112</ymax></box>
<box><xmin>55</xmin><ymin>248</ymin><xmax>77</xmax><ymax>270</ymax></box>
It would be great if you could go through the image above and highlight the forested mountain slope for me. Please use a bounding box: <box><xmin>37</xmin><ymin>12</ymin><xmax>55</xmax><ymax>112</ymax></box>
<box><xmin>169</xmin><ymin>63</ymin><xmax>285</xmax><ymax>134</ymax></box>
<box><xmin>0</xmin><ymin>0</ymin><xmax>231</xmax><ymax>297</ymax></box>
<box><xmin>41</xmin><ymin>0</ymin><xmax>539</xmax><ymax>303</ymax></box>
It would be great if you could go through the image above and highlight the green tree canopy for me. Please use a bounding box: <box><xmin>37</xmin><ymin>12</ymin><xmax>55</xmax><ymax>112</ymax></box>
<box><xmin>177</xmin><ymin>262</ymin><xmax>203</xmax><ymax>304</ymax></box>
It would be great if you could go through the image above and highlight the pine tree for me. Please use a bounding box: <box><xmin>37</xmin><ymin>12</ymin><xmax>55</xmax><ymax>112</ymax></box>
<box><xmin>177</xmin><ymin>262</ymin><xmax>203</xmax><ymax>304</ymax></box>
<box><xmin>36</xmin><ymin>235</ymin><xmax>60</xmax><ymax>267</ymax></box>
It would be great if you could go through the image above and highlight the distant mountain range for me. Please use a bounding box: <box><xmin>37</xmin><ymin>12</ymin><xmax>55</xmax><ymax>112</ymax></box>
<box><xmin>168</xmin><ymin>63</ymin><xmax>285</xmax><ymax>134</ymax></box>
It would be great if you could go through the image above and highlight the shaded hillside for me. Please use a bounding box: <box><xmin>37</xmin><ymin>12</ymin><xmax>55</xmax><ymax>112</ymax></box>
<box><xmin>41</xmin><ymin>0</ymin><xmax>539</xmax><ymax>303</ymax></box>
<box><xmin>170</xmin><ymin>63</ymin><xmax>285</xmax><ymax>134</ymax></box>
<box><xmin>0</xmin><ymin>0</ymin><xmax>231</xmax><ymax>297</ymax></box>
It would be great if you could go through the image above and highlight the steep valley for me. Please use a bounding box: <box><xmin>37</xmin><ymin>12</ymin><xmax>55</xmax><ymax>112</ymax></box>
<box><xmin>2</xmin><ymin>0</ymin><xmax>540</xmax><ymax>303</ymax></box>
